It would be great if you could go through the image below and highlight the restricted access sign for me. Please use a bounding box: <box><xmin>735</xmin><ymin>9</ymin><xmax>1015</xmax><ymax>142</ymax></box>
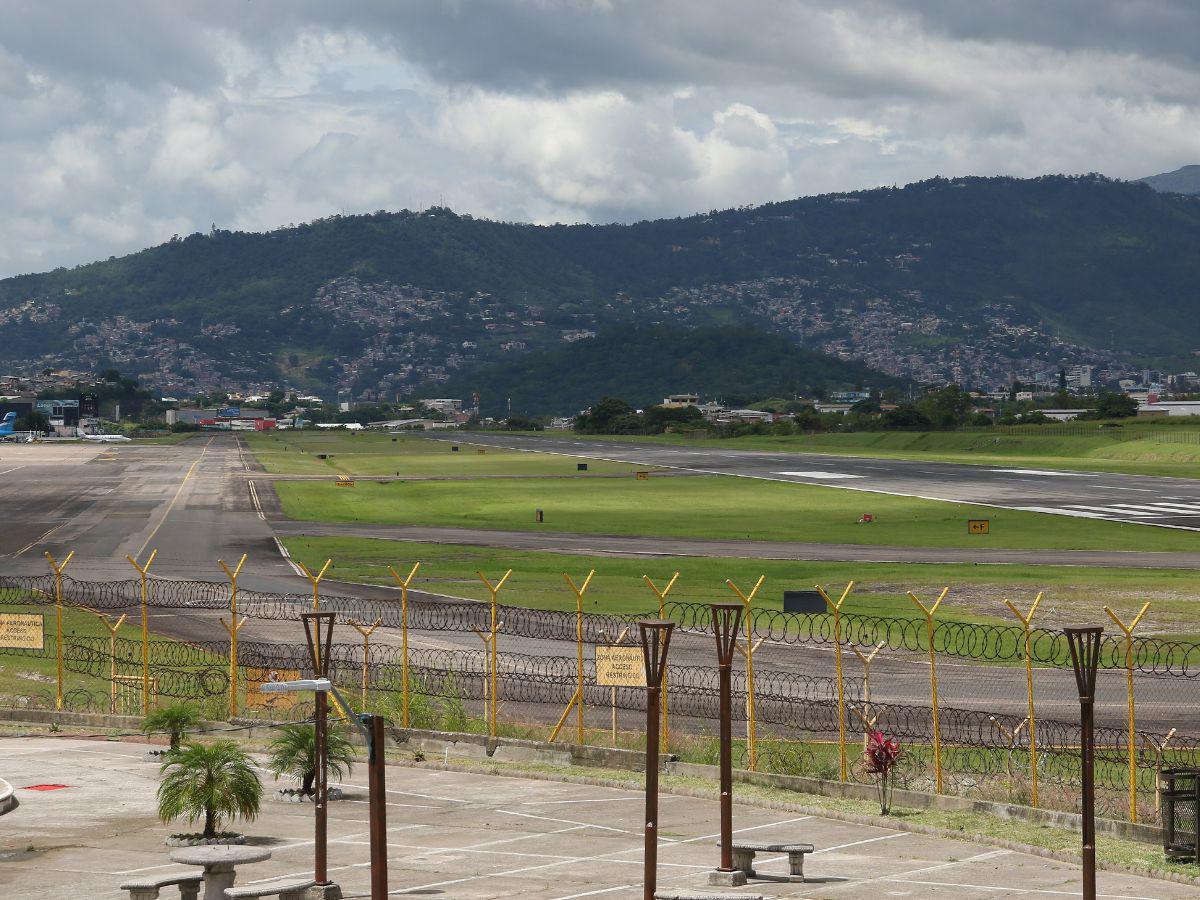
<box><xmin>596</xmin><ymin>646</ymin><xmax>646</xmax><ymax>687</ymax></box>
<box><xmin>0</xmin><ymin>614</ymin><xmax>43</xmax><ymax>649</ymax></box>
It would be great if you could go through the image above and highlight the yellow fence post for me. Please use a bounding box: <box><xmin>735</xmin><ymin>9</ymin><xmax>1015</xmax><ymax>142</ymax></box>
<box><xmin>93</xmin><ymin>611</ymin><xmax>127</xmax><ymax>713</ymax></box>
<box><xmin>550</xmin><ymin>570</ymin><xmax>594</xmax><ymax>745</ymax></box>
<box><xmin>1004</xmin><ymin>592</ymin><xmax>1043</xmax><ymax>808</ymax></box>
<box><xmin>989</xmin><ymin>715</ymin><xmax>1029</xmax><ymax>802</ymax></box>
<box><xmin>126</xmin><ymin>549</ymin><xmax>158</xmax><ymax>716</ymax></box>
<box><xmin>297</xmin><ymin>559</ymin><xmax>332</xmax><ymax>612</ymax></box>
<box><xmin>642</xmin><ymin>572</ymin><xmax>679</xmax><ymax>752</ymax></box>
<box><xmin>44</xmin><ymin>550</ymin><xmax>74</xmax><ymax>710</ymax></box>
<box><xmin>908</xmin><ymin>587</ymin><xmax>948</xmax><ymax>794</ymax></box>
<box><xmin>816</xmin><ymin>581</ymin><xmax>855</xmax><ymax>782</ymax></box>
<box><xmin>349</xmin><ymin>618</ymin><xmax>382</xmax><ymax>709</ymax></box>
<box><xmin>477</xmin><ymin>569</ymin><xmax>512</xmax><ymax>738</ymax></box>
<box><xmin>388</xmin><ymin>562</ymin><xmax>421</xmax><ymax>728</ymax></box>
<box><xmin>726</xmin><ymin>575</ymin><xmax>765</xmax><ymax>771</ymax></box>
<box><xmin>1104</xmin><ymin>601</ymin><xmax>1150</xmax><ymax>823</ymax></box>
<box><xmin>1150</xmin><ymin>728</ymin><xmax>1177</xmax><ymax>817</ymax></box>
<box><xmin>218</xmin><ymin>554</ymin><xmax>248</xmax><ymax>719</ymax></box>
<box><xmin>600</xmin><ymin>627</ymin><xmax>631</xmax><ymax>746</ymax></box>
<box><xmin>851</xmin><ymin>641</ymin><xmax>885</xmax><ymax>750</ymax></box>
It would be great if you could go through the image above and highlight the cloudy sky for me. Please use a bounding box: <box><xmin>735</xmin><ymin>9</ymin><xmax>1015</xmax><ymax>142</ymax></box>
<box><xmin>3</xmin><ymin>0</ymin><xmax>1199</xmax><ymax>277</ymax></box>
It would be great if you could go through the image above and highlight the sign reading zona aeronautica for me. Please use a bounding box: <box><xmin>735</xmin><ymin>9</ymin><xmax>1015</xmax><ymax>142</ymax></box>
<box><xmin>596</xmin><ymin>646</ymin><xmax>646</xmax><ymax>687</ymax></box>
<box><xmin>0</xmin><ymin>614</ymin><xmax>43</xmax><ymax>649</ymax></box>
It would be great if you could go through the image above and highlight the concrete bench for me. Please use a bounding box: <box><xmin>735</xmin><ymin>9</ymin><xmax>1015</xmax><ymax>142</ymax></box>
<box><xmin>721</xmin><ymin>840</ymin><xmax>815</xmax><ymax>881</ymax></box>
<box><xmin>119</xmin><ymin>872</ymin><xmax>203</xmax><ymax>900</ymax></box>
<box><xmin>655</xmin><ymin>893</ymin><xmax>763</xmax><ymax>900</ymax></box>
<box><xmin>225</xmin><ymin>876</ymin><xmax>316</xmax><ymax>900</ymax></box>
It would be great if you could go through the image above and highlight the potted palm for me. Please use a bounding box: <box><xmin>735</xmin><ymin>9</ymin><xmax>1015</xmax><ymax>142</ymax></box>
<box><xmin>157</xmin><ymin>740</ymin><xmax>262</xmax><ymax>845</ymax></box>
<box><xmin>141</xmin><ymin>701</ymin><xmax>204</xmax><ymax>760</ymax></box>
<box><xmin>266</xmin><ymin>723</ymin><xmax>357</xmax><ymax>802</ymax></box>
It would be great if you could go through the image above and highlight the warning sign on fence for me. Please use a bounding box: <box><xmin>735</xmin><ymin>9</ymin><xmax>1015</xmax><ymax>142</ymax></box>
<box><xmin>0</xmin><ymin>613</ymin><xmax>43</xmax><ymax>649</ymax></box>
<box><xmin>244</xmin><ymin>667</ymin><xmax>301</xmax><ymax>709</ymax></box>
<box><xmin>595</xmin><ymin>646</ymin><xmax>646</xmax><ymax>687</ymax></box>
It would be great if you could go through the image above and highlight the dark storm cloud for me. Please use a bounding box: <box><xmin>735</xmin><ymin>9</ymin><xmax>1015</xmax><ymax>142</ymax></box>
<box><xmin>0</xmin><ymin>1</ymin><xmax>1198</xmax><ymax>276</ymax></box>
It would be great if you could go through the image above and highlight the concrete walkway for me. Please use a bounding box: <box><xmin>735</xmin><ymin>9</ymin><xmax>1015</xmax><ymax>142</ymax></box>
<box><xmin>0</xmin><ymin>736</ymin><xmax>1193</xmax><ymax>899</ymax></box>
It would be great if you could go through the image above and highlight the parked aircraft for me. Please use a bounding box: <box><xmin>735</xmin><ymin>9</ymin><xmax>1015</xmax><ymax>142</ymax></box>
<box><xmin>0</xmin><ymin>412</ymin><xmax>20</xmax><ymax>442</ymax></box>
<box><xmin>78</xmin><ymin>427</ymin><xmax>132</xmax><ymax>443</ymax></box>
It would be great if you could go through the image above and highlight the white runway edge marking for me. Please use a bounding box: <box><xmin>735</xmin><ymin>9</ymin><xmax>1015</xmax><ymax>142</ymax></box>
<box><xmin>773</xmin><ymin>470</ymin><xmax>865</xmax><ymax>479</ymax></box>
<box><xmin>247</xmin><ymin>479</ymin><xmax>265</xmax><ymax>519</ymax></box>
<box><xmin>992</xmin><ymin>468</ymin><xmax>1101</xmax><ymax>477</ymax></box>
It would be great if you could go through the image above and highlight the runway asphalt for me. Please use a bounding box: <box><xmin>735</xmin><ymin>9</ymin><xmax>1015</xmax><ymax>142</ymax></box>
<box><xmin>421</xmin><ymin>432</ymin><xmax>1200</xmax><ymax>531</ymax></box>
<box><xmin>2</xmin><ymin>432</ymin><xmax>1199</xmax><ymax>737</ymax></box>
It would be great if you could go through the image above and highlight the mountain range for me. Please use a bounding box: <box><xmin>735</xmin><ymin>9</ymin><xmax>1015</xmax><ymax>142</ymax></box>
<box><xmin>1141</xmin><ymin>165</ymin><xmax>1200</xmax><ymax>196</ymax></box>
<box><xmin>2</xmin><ymin>173</ymin><xmax>1199</xmax><ymax>406</ymax></box>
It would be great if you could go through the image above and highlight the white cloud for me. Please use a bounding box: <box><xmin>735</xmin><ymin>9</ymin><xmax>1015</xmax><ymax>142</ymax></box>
<box><xmin>0</xmin><ymin>1</ymin><xmax>1199</xmax><ymax>276</ymax></box>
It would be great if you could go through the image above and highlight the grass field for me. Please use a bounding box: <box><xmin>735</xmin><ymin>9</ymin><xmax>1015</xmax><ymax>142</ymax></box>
<box><xmin>245</xmin><ymin>430</ymin><xmax>648</xmax><ymax>477</ymax></box>
<box><xmin>273</xmin><ymin>471</ymin><xmax>1200</xmax><ymax>552</ymax></box>
<box><xmin>579</xmin><ymin>427</ymin><xmax>1200</xmax><ymax>478</ymax></box>
<box><xmin>282</xmin><ymin>536</ymin><xmax>1200</xmax><ymax>632</ymax></box>
<box><xmin>0</xmin><ymin>602</ymin><xmax>175</xmax><ymax>706</ymax></box>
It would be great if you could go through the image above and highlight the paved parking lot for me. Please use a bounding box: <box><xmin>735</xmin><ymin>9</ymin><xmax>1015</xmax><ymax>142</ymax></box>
<box><xmin>0</xmin><ymin>736</ymin><xmax>1191</xmax><ymax>899</ymax></box>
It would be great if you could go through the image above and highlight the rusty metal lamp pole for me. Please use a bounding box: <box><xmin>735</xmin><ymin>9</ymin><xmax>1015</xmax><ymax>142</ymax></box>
<box><xmin>1066</xmin><ymin>626</ymin><xmax>1103</xmax><ymax>900</ymax></box>
<box><xmin>262</xmin><ymin>680</ymin><xmax>388</xmax><ymax>899</ymax></box>
<box><xmin>301</xmin><ymin>612</ymin><xmax>336</xmax><ymax>893</ymax></box>
<box><xmin>710</xmin><ymin>602</ymin><xmax>746</xmax><ymax>886</ymax></box>
<box><xmin>639</xmin><ymin>619</ymin><xmax>674</xmax><ymax>900</ymax></box>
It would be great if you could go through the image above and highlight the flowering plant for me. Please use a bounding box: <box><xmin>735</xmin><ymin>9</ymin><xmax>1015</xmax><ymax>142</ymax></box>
<box><xmin>864</xmin><ymin>730</ymin><xmax>902</xmax><ymax>814</ymax></box>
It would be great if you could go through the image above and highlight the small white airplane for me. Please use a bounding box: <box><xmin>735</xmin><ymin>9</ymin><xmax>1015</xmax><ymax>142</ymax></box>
<box><xmin>78</xmin><ymin>427</ymin><xmax>132</xmax><ymax>443</ymax></box>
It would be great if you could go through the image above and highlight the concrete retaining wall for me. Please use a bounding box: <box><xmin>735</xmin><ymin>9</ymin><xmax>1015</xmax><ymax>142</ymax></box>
<box><xmin>0</xmin><ymin>709</ymin><xmax>1163</xmax><ymax>846</ymax></box>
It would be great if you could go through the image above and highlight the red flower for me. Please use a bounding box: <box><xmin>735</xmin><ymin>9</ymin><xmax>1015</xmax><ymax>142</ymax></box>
<box><xmin>864</xmin><ymin>729</ymin><xmax>901</xmax><ymax>775</ymax></box>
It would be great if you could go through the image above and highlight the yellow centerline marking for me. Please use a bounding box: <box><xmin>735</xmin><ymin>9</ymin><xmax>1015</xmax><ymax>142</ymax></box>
<box><xmin>133</xmin><ymin>437</ymin><xmax>214</xmax><ymax>558</ymax></box>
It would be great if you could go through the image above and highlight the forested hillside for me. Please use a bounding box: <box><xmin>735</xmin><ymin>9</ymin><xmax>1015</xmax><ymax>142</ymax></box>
<box><xmin>436</xmin><ymin>324</ymin><xmax>897</xmax><ymax>416</ymax></box>
<box><xmin>2</xmin><ymin>174</ymin><xmax>1197</xmax><ymax>401</ymax></box>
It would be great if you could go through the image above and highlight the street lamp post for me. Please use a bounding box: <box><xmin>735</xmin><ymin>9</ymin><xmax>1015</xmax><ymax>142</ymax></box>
<box><xmin>261</xmin><ymin>680</ymin><xmax>389</xmax><ymax>899</ymax></box>
<box><xmin>710</xmin><ymin>602</ymin><xmax>745</xmax><ymax>885</ymax></box>
<box><xmin>1065</xmin><ymin>626</ymin><xmax>1103</xmax><ymax>900</ymax></box>
<box><xmin>301</xmin><ymin>612</ymin><xmax>335</xmax><ymax>890</ymax></box>
<box><xmin>639</xmin><ymin>619</ymin><xmax>674</xmax><ymax>900</ymax></box>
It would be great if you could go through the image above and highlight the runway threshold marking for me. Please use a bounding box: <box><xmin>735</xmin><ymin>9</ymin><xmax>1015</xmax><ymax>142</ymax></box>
<box><xmin>428</xmin><ymin>436</ymin><xmax>1200</xmax><ymax>534</ymax></box>
<box><xmin>774</xmin><ymin>470</ymin><xmax>864</xmax><ymax>479</ymax></box>
<box><xmin>132</xmin><ymin>437</ymin><xmax>214</xmax><ymax>558</ymax></box>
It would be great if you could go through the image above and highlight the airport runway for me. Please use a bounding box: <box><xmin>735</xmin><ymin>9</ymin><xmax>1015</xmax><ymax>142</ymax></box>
<box><xmin>2</xmin><ymin>433</ymin><xmax>1197</xmax><ymax>735</ymax></box>
<box><xmin>422</xmin><ymin>432</ymin><xmax>1200</xmax><ymax>531</ymax></box>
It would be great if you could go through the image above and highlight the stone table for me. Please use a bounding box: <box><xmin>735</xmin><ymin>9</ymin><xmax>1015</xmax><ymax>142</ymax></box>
<box><xmin>169</xmin><ymin>845</ymin><xmax>272</xmax><ymax>899</ymax></box>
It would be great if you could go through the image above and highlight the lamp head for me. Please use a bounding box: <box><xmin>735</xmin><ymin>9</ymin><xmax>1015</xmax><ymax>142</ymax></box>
<box><xmin>1063</xmin><ymin>626</ymin><xmax>1104</xmax><ymax>701</ymax></box>
<box><xmin>637</xmin><ymin>619</ymin><xmax>675</xmax><ymax>688</ymax></box>
<box><xmin>710</xmin><ymin>602</ymin><xmax>744</xmax><ymax>666</ymax></box>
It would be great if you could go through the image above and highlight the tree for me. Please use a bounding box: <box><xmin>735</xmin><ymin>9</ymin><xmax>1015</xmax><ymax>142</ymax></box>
<box><xmin>157</xmin><ymin>740</ymin><xmax>262</xmax><ymax>838</ymax></box>
<box><xmin>574</xmin><ymin>397</ymin><xmax>634</xmax><ymax>433</ymax></box>
<box><xmin>15</xmin><ymin>410</ymin><xmax>49</xmax><ymax>433</ymax></box>
<box><xmin>142</xmin><ymin>701</ymin><xmax>204</xmax><ymax>751</ymax></box>
<box><xmin>918</xmin><ymin>385</ymin><xmax>972</xmax><ymax>428</ymax></box>
<box><xmin>1095</xmin><ymin>392</ymin><xmax>1138</xmax><ymax>419</ymax></box>
<box><xmin>882</xmin><ymin>404</ymin><xmax>933</xmax><ymax>430</ymax></box>
<box><xmin>266</xmin><ymin>723</ymin><xmax>357</xmax><ymax>796</ymax></box>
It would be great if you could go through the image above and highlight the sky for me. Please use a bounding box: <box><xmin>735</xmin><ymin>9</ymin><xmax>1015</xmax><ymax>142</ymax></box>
<box><xmin>2</xmin><ymin>0</ymin><xmax>1199</xmax><ymax>278</ymax></box>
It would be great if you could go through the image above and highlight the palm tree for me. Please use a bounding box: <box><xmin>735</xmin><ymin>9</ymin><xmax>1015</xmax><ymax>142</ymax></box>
<box><xmin>157</xmin><ymin>740</ymin><xmax>261</xmax><ymax>838</ymax></box>
<box><xmin>142</xmin><ymin>701</ymin><xmax>204</xmax><ymax>751</ymax></box>
<box><xmin>266</xmin><ymin>723</ymin><xmax>357</xmax><ymax>796</ymax></box>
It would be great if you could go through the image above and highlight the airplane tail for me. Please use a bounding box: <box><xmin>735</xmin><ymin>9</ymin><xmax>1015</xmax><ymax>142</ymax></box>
<box><xmin>0</xmin><ymin>412</ymin><xmax>15</xmax><ymax>435</ymax></box>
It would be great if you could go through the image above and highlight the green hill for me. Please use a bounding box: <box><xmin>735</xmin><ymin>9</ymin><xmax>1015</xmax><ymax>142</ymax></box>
<box><xmin>1141</xmin><ymin>165</ymin><xmax>1200</xmax><ymax>196</ymax></box>
<box><xmin>3</xmin><ymin>173</ymin><xmax>1199</xmax><ymax>400</ymax></box>
<box><xmin>435</xmin><ymin>324</ymin><xmax>895</xmax><ymax>416</ymax></box>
